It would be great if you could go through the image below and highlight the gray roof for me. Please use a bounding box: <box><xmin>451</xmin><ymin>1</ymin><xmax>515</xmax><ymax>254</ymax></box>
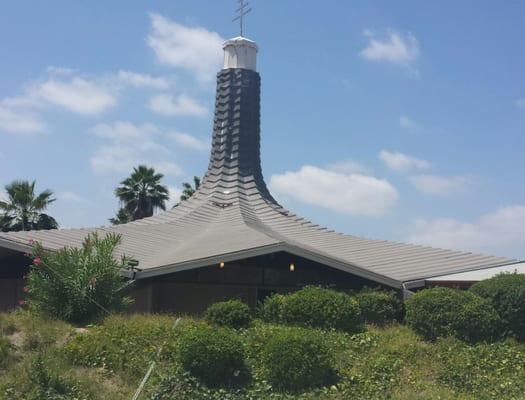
<box><xmin>0</xmin><ymin>68</ymin><xmax>517</xmax><ymax>289</ymax></box>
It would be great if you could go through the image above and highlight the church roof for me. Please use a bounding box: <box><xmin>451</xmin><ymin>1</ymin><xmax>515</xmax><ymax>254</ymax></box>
<box><xmin>0</xmin><ymin>40</ymin><xmax>517</xmax><ymax>289</ymax></box>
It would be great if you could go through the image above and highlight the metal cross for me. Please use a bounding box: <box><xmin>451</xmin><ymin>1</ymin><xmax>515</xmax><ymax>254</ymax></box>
<box><xmin>232</xmin><ymin>0</ymin><xmax>252</xmax><ymax>37</ymax></box>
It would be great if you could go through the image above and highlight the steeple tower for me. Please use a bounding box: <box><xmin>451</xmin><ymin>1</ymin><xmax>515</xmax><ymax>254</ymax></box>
<box><xmin>198</xmin><ymin>35</ymin><xmax>275</xmax><ymax>205</ymax></box>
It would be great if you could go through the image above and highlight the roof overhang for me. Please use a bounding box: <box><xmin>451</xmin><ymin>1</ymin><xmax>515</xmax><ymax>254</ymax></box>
<box><xmin>0</xmin><ymin>237</ymin><xmax>31</xmax><ymax>254</ymax></box>
<box><xmin>134</xmin><ymin>242</ymin><xmax>403</xmax><ymax>289</ymax></box>
<box><xmin>403</xmin><ymin>261</ymin><xmax>524</xmax><ymax>289</ymax></box>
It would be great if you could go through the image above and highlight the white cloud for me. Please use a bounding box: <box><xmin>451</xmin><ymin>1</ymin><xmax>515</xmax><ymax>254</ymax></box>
<box><xmin>326</xmin><ymin>159</ymin><xmax>371</xmax><ymax>175</ymax></box>
<box><xmin>407</xmin><ymin>205</ymin><xmax>525</xmax><ymax>258</ymax></box>
<box><xmin>149</xmin><ymin>94</ymin><xmax>207</xmax><ymax>117</ymax></box>
<box><xmin>168</xmin><ymin>131</ymin><xmax>208</xmax><ymax>151</ymax></box>
<box><xmin>516</xmin><ymin>98</ymin><xmax>525</xmax><ymax>109</ymax></box>
<box><xmin>116</xmin><ymin>70</ymin><xmax>170</xmax><ymax>89</ymax></box>
<box><xmin>30</xmin><ymin>77</ymin><xmax>117</xmax><ymax>114</ymax></box>
<box><xmin>270</xmin><ymin>165</ymin><xmax>398</xmax><ymax>217</ymax></box>
<box><xmin>89</xmin><ymin>121</ymin><xmax>182</xmax><ymax>177</ymax></box>
<box><xmin>58</xmin><ymin>191</ymin><xmax>89</xmax><ymax>204</ymax></box>
<box><xmin>361</xmin><ymin>30</ymin><xmax>420</xmax><ymax>69</ymax></box>
<box><xmin>90</xmin><ymin>143</ymin><xmax>181</xmax><ymax>177</ymax></box>
<box><xmin>89</xmin><ymin>121</ymin><xmax>158</xmax><ymax>141</ymax></box>
<box><xmin>147</xmin><ymin>13</ymin><xmax>224</xmax><ymax>83</ymax></box>
<box><xmin>1</xmin><ymin>68</ymin><xmax>168</xmax><ymax>123</ymax></box>
<box><xmin>90</xmin><ymin>144</ymin><xmax>142</xmax><ymax>174</ymax></box>
<box><xmin>154</xmin><ymin>161</ymin><xmax>184</xmax><ymax>177</ymax></box>
<box><xmin>399</xmin><ymin>115</ymin><xmax>418</xmax><ymax>129</ymax></box>
<box><xmin>379</xmin><ymin>150</ymin><xmax>430</xmax><ymax>172</ymax></box>
<box><xmin>410</xmin><ymin>174</ymin><xmax>472</xmax><ymax>196</ymax></box>
<box><xmin>0</xmin><ymin>105</ymin><xmax>46</xmax><ymax>134</ymax></box>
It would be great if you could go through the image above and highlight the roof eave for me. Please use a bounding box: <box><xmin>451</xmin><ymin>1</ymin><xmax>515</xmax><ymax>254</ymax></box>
<box><xmin>134</xmin><ymin>242</ymin><xmax>402</xmax><ymax>289</ymax></box>
<box><xmin>0</xmin><ymin>237</ymin><xmax>32</xmax><ymax>254</ymax></box>
<box><xmin>135</xmin><ymin>243</ymin><xmax>287</xmax><ymax>279</ymax></box>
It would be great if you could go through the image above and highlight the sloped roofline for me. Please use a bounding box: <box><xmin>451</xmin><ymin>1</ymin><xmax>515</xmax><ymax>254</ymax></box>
<box><xmin>133</xmin><ymin>242</ymin><xmax>403</xmax><ymax>289</ymax></box>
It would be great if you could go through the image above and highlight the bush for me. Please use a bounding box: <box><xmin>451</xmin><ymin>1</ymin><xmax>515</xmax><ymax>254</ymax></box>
<box><xmin>281</xmin><ymin>287</ymin><xmax>363</xmax><ymax>332</ymax></box>
<box><xmin>405</xmin><ymin>287</ymin><xmax>501</xmax><ymax>343</ymax></box>
<box><xmin>355</xmin><ymin>290</ymin><xmax>403</xmax><ymax>326</ymax></box>
<box><xmin>436</xmin><ymin>337</ymin><xmax>525</xmax><ymax>399</ymax></box>
<box><xmin>470</xmin><ymin>273</ymin><xmax>525</xmax><ymax>340</ymax></box>
<box><xmin>64</xmin><ymin>314</ymin><xmax>182</xmax><ymax>381</ymax></box>
<box><xmin>0</xmin><ymin>336</ymin><xmax>10</xmax><ymax>368</ymax></box>
<box><xmin>178</xmin><ymin>324</ymin><xmax>248</xmax><ymax>387</ymax></box>
<box><xmin>204</xmin><ymin>300</ymin><xmax>252</xmax><ymax>329</ymax></box>
<box><xmin>27</xmin><ymin>233</ymin><xmax>132</xmax><ymax>324</ymax></box>
<box><xmin>2</xmin><ymin>353</ymin><xmax>89</xmax><ymax>400</ymax></box>
<box><xmin>261</xmin><ymin>327</ymin><xmax>334</xmax><ymax>392</ymax></box>
<box><xmin>257</xmin><ymin>293</ymin><xmax>286</xmax><ymax>323</ymax></box>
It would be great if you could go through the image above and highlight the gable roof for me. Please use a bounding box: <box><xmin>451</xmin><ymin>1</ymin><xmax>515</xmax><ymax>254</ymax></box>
<box><xmin>0</xmin><ymin>58</ymin><xmax>517</xmax><ymax>290</ymax></box>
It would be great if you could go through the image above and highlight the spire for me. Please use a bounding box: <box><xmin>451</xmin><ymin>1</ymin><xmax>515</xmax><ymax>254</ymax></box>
<box><xmin>198</xmin><ymin>29</ymin><xmax>274</xmax><ymax>204</ymax></box>
<box><xmin>232</xmin><ymin>0</ymin><xmax>252</xmax><ymax>37</ymax></box>
<box><xmin>224</xmin><ymin>0</ymin><xmax>258</xmax><ymax>71</ymax></box>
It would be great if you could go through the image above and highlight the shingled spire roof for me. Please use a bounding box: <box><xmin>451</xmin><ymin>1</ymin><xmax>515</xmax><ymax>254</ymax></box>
<box><xmin>0</xmin><ymin>36</ymin><xmax>517</xmax><ymax>289</ymax></box>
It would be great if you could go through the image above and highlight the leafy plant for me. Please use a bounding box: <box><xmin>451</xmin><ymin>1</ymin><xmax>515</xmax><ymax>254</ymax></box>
<box><xmin>114</xmin><ymin>165</ymin><xmax>169</xmax><ymax>221</ymax></box>
<box><xmin>0</xmin><ymin>180</ymin><xmax>58</xmax><ymax>232</ymax></box>
<box><xmin>180</xmin><ymin>177</ymin><xmax>201</xmax><ymax>202</ymax></box>
<box><xmin>64</xmin><ymin>314</ymin><xmax>182</xmax><ymax>381</ymax></box>
<box><xmin>261</xmin><ymin>287</ymin><xmax>363</xmax><ymax>333</ymax></box>
<box><xmin>204</xmin><ymin>300</ymin><xmax>252</xmax><ymax>329</ymax></box>
<box><xmin>178</xmin><ymin>324</ymin><xmax>249</xmax><ymax>387</ymax></box>
<box><xmin>0</xmin><ymin>336</ymin><xmax>10</xmax><ymax>368</ymax></box>
<box><xmin>260</xmin><ymin>326</ymin><xmax>335</xmax><ymax>392</ymax></box>
<box><xmin>405</xmin><ymin>287</ymin><xmax>501</xmax><ymax>343</ymax></box>
<box><xmin>2</xmin><ymin>353</ymin><xmax>90</xmax><ymax>400</ymax></box>
<box><xmin>436</xmin><ymin>337</ymin><xmax>525</xmax><ymax>399</ymax></box>
<box><xmin>355</xmin><ymin>290</ymin><xmax>404</xmax><ymax>326</ymax></box>
<box><xmin>257</xmin><ymin>293</ymin><xmax>286</xmax><ymax>323</ymax></box>
<box><xmin>27</xmin><ymin>233</ymin><xmax>132</xmax><ymax>324</ymax></box>
<box><xmin>109</xmin><ymin>208</ymin><xmax>132</xmax><ymax>225</ymax></box>
<box><xmin>470</xmin><ymin>273</ymin><xmax>525</xmax><ymax>340</ymax></box>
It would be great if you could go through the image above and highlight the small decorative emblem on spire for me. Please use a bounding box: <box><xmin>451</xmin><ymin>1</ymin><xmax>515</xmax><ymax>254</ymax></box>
<box><xmin>232</xmin><ymin>0</ymin><xmax>252</xmax><ymax>37</ymax></box>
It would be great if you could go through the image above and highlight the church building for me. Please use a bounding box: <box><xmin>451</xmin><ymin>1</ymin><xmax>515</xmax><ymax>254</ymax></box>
<box><xmin>0</xmin><ymin>34</ymin><xmax>522</xmax><ymax>313</ymax></box>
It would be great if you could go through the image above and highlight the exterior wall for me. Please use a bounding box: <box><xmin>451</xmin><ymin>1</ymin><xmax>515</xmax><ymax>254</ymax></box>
<box><xmin>1</xmin><ymin>249</ymin><xmax>393</xmax><ymax>314</ymax></box>
<box><xmin>0</xmin><ymin>252</ymin><xmax>29</xmax><ymax>311</ymax></box>
<box><xmin>131</xmin><ymin>252</ymin><xmax>389</xmax><ymax>314</ymax></box>
<box><xmin>0</xmin><ymin>279</ymin><xmax>25</xmax><ymax>311</ymax></box>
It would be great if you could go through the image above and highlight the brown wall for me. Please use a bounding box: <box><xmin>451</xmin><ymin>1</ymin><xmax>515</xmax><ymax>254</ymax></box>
<box><xmin>0</xmin><ymin>279</ymin><xmax>25</xmax><ymax>311</ymax></box>
<box><xmin>130</xmin><ymin>252</ymin><xmax>388</xmax><ymax>315</ymax></box>
<box><xmin>0</xmin><ymin>252</ymin><xmax>29</xmax><ymax>311</ymax></box>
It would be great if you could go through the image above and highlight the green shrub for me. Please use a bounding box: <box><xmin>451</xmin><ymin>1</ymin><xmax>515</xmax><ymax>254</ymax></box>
<box><xmin>64</xmin><ymin>314</ymin><xmax>182</xmax><ymax>381</ymax></box>
<box><xmin>436</xmin><ymin>337</ymin><xmax>525</xmax><ymax>399</ymax></box>
<box><xmin>406</xmin><ymin>287</ymin><xmax>501</xmax><ymax>343</ymax></box>
<box><xmin>204</xmin><ymin>300</ymin><xmax>252</xmax><ymax>329</ymax></box>
<box><xmin>280</xmin><ymin>287</ymin><xmax>363</xmax><ymax>333</ymax></box>
<box><xmin>470</xmin><ymin>273</ymin><xmax>525</xmax><ymax>340</ymax></box>
<box><xmin>2</xmin><ymin>353</ymin><xmax>89</xmax><ymax>400</ymax></box>
<box><xmin>261</xmin><ymin>327</ymin><xmax>334</xmax><ymax>392</ymax></box>
<box><xmin>257</xmin><ymin>293</ymin><xmax>286</xmax><ymax>323</ymax></box>
<box><xmin>0</xmin><ymin>335</ymin><xmax>10</xmax><ymax>368</ymax></box>
<box><xmin>355</xmin><ymin>290</ymin><xmax>403</xmax><ymax>326</ymax></box>
<box><xmin>27</xmin><ymin>233</ymin><xmax>132</xmax><ymax>324</ymax></box>
<box><xmin>178</xmin><ymin>324</ymin><xmax>249</xmax><ymax>387</ymax></box>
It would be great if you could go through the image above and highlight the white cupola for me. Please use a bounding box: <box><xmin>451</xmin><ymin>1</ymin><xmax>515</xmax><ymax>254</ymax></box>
<box><xmin>222</xmin><ymin>36</ymin><xmax>258</xmax><ymax>71</ymax></box>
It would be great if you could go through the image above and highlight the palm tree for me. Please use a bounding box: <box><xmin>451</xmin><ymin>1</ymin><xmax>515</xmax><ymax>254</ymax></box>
<box><xmin>0</xmin><ymin>180</ymin><xmax>58</xmax><ymax>232</ymax></box>
<box><xmin>180</xmin><ymin>176</ymin><xmax>201</xmax><ymax>202</ymax></box>
<box><xmin>115</xmin><ymin>165</ymin><xmax>169</xmax><ymax>221</ymax></box>
<box><xmin>172</xmin><ymin>176</ymin><xmax>201</xmax><ymax>208</ymax></box>
<box><xmin>109</xmin><ymin>208</ymin><xmax>132</xmax><ymax>225</ymax></box>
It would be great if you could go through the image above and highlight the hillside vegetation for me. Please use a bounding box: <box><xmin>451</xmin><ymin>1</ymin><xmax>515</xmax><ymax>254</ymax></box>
<box><xmin>1</xmin><ymin>310</ymin><xmax>525</xmax><ymax>400</ymax></box>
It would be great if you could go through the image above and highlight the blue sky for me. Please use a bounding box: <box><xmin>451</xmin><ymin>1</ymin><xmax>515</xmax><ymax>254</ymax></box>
<box><xmin>0</xmin><ymin>0</ymin><xmax>524</xmax><ymax>258</ymax></box>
